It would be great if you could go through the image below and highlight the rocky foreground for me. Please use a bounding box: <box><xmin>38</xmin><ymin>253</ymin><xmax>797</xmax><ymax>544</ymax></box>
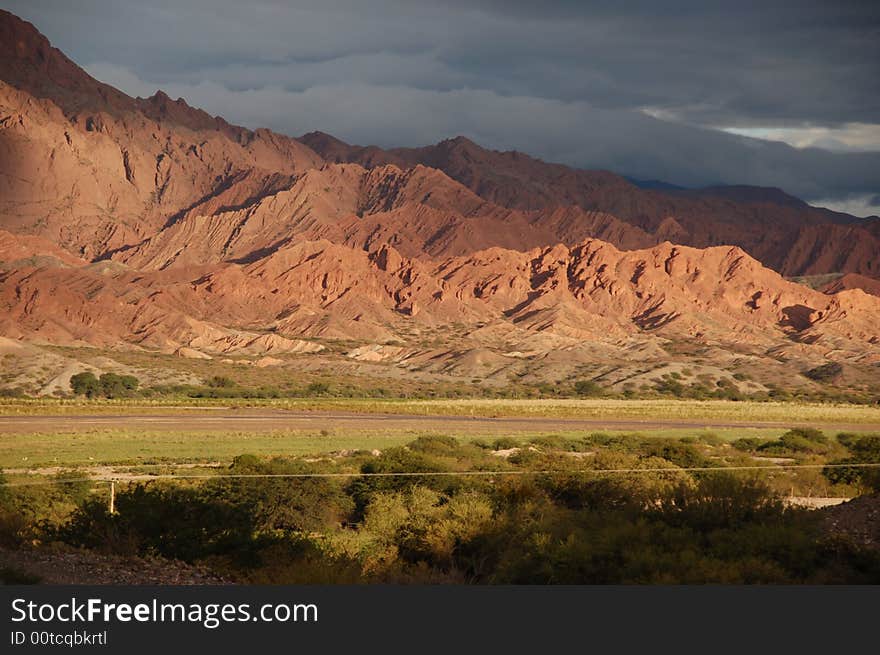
<box><xmin>0</xmin><ymin>547</ymin><xmax>229</xmax><ymax>585</ymax></box>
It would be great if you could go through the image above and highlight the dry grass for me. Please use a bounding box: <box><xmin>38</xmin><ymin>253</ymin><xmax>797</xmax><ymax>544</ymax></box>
<box><xmin>2</xmin><ymin>397</ymin><xmax>879</xmax><ymax>423</ymax></box>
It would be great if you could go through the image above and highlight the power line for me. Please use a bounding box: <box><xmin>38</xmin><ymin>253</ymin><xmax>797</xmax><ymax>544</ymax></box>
<box><xmin>3</xmin><ymin>461</ymin><xmax>880</xmax><ymax>487</ymax></box>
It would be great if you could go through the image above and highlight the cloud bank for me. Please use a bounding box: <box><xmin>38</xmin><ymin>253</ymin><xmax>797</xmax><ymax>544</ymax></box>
<box><xmin>8</xmin><ymin>0</ymin><xmax>879</xmax><ymax>212</ymax></box>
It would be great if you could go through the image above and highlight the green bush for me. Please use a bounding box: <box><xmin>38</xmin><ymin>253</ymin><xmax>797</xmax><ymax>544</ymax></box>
<box><xmin>35</xmin><ymin>437</ymin><xmax>880</xmax><ymax>584</ymax></box>
<box><xmin>654</xmin><ymin>475</ymin><xmax>784</xmax><ymax>531</ymax></box>
<box><xmin>757</xmin><ymin>428</ymin><xmax>831</xmax><ymax>455</ymax></box>
<box><xmin>217</xmin><ymin>467</ymin><xmax>354</xmax><ymax>534</ymax></box>
<box><xmin>407</xmin><ymin>435</ymin><xmax>461</xmax><ymax>455</ymax></box>
<box><xmin>732</xmin><ymin>437</ymin><xmax>762</xmax><ymax>452</ymax></box>
<box><xmin>207</xmin><ymin>376</ymin><xmax>236</xmax><ymax>388</ymax></box>
<box><xmin>824</xmin><ymin>434</ymin><xmax>880</xmax><ymax>492</ymax></box>
<box><xmin>644</xmin><ymin>439</ymin><xmax>715</xmax><ymax>469</ymax></box>
<box><xmin>57</xmin><ymin>484</ymin><xmax>260</xmax><ymax>563</ymax></box>
<box><xmin>492</xmin><ymin>437</ymin><xmax>519</xmax><ymax>450</ymax></box>
<box><xmin>347</xmin><ymin>447</ymin><xmax>457</xmax><ymax>516</ymax></box>
<box><xmin>305</xmin><ymin>382</ymin><xmax>330</xmax><ymax>396</ymax></box>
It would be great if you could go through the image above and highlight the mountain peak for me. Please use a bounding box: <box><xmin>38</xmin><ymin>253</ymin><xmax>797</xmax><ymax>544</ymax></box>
<box><xmin>0</xmin><ymin>9</ymin><xmax>134</xmax><ymax>115</ymax></box>
<box><xmin>299</xmin><ymin>130</ymin><xmax>349</xmax><ymax>147</ymax></box>
<box><xmin>134</xmin><ymin>90</ymin><xmax>241</xmax><ymax>134</ymax></box>
<box><xmin>445</xmin><ymin>135</ymin><xmax>478</xmax><ymax>146</ymax></box>
<box><xmin>438</xmin><ymin>135</ymin><xmax>481</xmax><ymax>152</ymax></box>
<box><xmin>141</xmin><ymin>89</ymin><xmax>199</xmax><ymax>112</ymax></box>
<box><xmin>0</xmin><ymin>10</ymin><xmax>241</xmax><ymax>137</ymax></box>
<box><xmin>0</xmin><ymin>9</ymin><xmax>48</xmax><ymax>60</ymax></box>
<box><xmin>148</xmin><ymin>89</ymin><xmax>172</xmax><ymax>102</ymax></box>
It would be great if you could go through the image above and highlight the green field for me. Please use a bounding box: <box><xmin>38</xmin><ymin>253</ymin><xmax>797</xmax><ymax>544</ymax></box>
<box><xmin>2</xmin><ymin>397</ymin><xmax>878</xmax><ymax>468</ymax></box>
<box><xmin>0</xmin><ymin>426</ymin><xmax>792</xmax><ymax>468</ymax></box>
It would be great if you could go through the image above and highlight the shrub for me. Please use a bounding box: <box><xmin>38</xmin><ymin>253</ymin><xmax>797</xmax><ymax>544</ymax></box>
<box><xmin>645</xmin><ymin>439</ymin><xmax>714</xmax><ymax>469</ymax></box>
<box><xmin>207</xmin><ymin>376</ymin><xmax>236</xmax><ymax>388</ymax></box>
<box><xmin>347</xmin><ymin>448</ymin><xmax>455</xmax><ymax>516</ymax></box>
<box><xmin>823</xmin><ymin>434</ymin><xmax>880</xmax><ymax>492</ymax></box>
<box><xmin>654</xmin><ymin>474</ymin><xmax>784</xmax><ymax>531</ymax></box>
<box><xmin>732</xmin><ymin>437</ymin><xmax>762</xmax><ymax>452</ymax></box>
<box><xmin>492</xmin><ymin>437</ymin><xmax>519</xmax><ymax>450</ymax></box>
<box><xmin>697</xmin><ymin>432</ymin><xmax>725</xmax><ymax>447</ymax></box>
<box><xmin>58</xmin><ymin>484</ymin><xmax>259</xmax><ymax>563</ymax></box>
<box><xmin>538</xmin><ymin>474</ymin><xmax>646</xmax><ymax>511</ymax></box>
<box><xmin>654</xmin><ymin>378</ymin><xmax>686</xmax><ymax>397</ymax></box>
<box><xmin>757</xmin><ymin>428</ymin><xmax>830</xmax><ymax>455</ymax></box>
<box><xmin>408</xmin><ymin>435</ymin><xmax>461</xmax><ymax>455</ymax></box>
<box><xmin>529</xmin><ymin>434</ymin><xmax>576</xmax><ymax>451</ymax></box>
<box><xmin>305</xmin><ymin>382</ymin><xmax>330</xmax><ymax>396</ymax></box>
<box><xmin>573</xmin><ymin>380</ymin><xmax>603</xmax><ymax>397</ymax></box>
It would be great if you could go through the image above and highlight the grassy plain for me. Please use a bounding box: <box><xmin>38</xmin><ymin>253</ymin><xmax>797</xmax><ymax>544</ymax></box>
<box><xmin>2</xmin><ymin>398</ymin><xmax>878</xmax><ymax>585</ymax></box>
<box><xmin>0</xmin><ymin>426</ymin><xmax>791</xmax><ymax>468</ymax></box>
<box><xmin>1</xmin><ymin>397</ymin><xmax>878</xmax><ymax>468</ymax></box>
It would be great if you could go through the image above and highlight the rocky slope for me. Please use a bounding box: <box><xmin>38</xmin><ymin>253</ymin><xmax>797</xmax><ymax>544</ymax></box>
<box><xmin>3</xmin><ymin>225</ymin><xmax>878</xmax><ymax>363</ymax></box>
<box><xmin>110</xmin><ymin>162</ymin><xmax>655</xmax><ymax>268</ymax></box>
<box><xmin>299</xmin><ymin>132</ymin><xmax>880</xmax><ymax>278</ymax></box>
<box><xmin>0</xmin><ymin>11</ymin><xmax>322</xmax><ymax>260</ymax></box>
<box><xmin>822</xmin><ymin>273</ymin><xmax>880</xmax><ymax>298</ymax></box>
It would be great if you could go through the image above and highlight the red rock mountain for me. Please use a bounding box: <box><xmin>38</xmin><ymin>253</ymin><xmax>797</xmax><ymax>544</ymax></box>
<box><xmin>0</xmin><ymin>10</ymin><xmax>322</xmax><ymax>260</ymax></box>
<box><xmin>299</xmin><ymin>131</ymin><xmax>880</xmax><ymax>279</ymax></box>
<box><xmin>0</xmin><ymin>9</ymin><xmax>878</xmax><ymax>386</ymax></box>
<box><xmin>822</xmin><ymin>273</ymin><xmax>880</xmax><ymax>298</ymax></box>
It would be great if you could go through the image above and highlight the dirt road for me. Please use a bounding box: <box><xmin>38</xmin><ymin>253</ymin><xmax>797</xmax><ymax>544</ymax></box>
<box><xmin>2</xmin><ymin>410</ymin><xmax>879</xmax><ymax>435</ymax></box>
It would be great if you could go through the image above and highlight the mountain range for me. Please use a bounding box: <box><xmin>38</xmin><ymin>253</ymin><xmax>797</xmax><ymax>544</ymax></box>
<box><xmin>0</xmin><ymin>9</ymin><xmax>878</xmax><ymax>395</ymax></box>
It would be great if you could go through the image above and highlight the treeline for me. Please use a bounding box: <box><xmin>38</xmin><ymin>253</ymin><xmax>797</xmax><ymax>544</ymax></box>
<box><xmin>65</xmin><ymin>374</ymin><xmax>339</xmax><ymax>400</ymax></box>
<box><xmin>55</xmin><ymin>371</ymin><xmax>880</xmax><ymax>404</ymax></box>
<box><xmin>70</xmin><ymin>372</ymin><xmax>139</xmax><ymax>399</ymax></box>
<box><xmin>3</xmin><ymin>432</ymin><xmax>879</xmax><ymax>584</ymax></box>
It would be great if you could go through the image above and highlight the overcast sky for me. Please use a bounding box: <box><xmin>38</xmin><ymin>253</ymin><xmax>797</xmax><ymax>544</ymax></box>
<box><xmin>7</xmin><ymin>0</ymin><xmax>880</xmax><ymax>215</ymax></box>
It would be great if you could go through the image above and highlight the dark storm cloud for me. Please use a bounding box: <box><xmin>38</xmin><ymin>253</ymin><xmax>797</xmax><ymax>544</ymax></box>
<box><xmin>5</xmin><ymin>0</ymin><xmax>879</xmax><ymax>208</ymax></box>
<box><xmin>14</xmin><ymin>0</ymin><xmax>876</xmax><ymax>125</ymax></box>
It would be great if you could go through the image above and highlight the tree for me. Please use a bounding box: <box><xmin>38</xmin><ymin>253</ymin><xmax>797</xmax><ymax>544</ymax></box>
<box><xmin>70</xmin><ymin>372</ymin><xmax>101</xmax><ymax>398</ymax></box>
<box><xmin>98</xmin><ymin>373</ymin><xmax>139</xmax><ymax>398</ymax></box>
<box><xmin>69</xmin><ymin>372</ymin><xmax>139</xmax><ymax>398</ymax></box>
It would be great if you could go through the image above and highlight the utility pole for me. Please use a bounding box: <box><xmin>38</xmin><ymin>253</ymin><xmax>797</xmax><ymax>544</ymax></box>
<box><xmin>109</xmin><ymin>479</ymin><xmax>117</xmax><ymax>515</ymax></box>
